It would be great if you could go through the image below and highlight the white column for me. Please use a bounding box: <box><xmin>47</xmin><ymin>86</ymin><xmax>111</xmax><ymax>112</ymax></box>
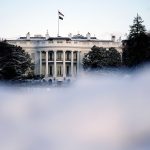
<box><xmin>46</xmin><ymin>51</ymin><xmax>48</xmax><ymax>77</ymax></box>
<box><xmin>40</xmin><ymin>51</ymin><xmax>42</xmax><ymax>75</ymax></box>
<box><xmin>63</xmin><ymin>51</ymin><xmax>66</xmax><ymax>78</ymax></box>
<box><xmin>54</xmin><ymin>50</ymin><xmax>57</xmax><ymax>78</ymax></box>
<box><xmin>71</xmin><ymin>51</ymin><xmax>74</xmax><ymax>77</ymax></box>
<box><xmin>77</xmin><ymin>51</ymin><xmax>80</xmax><ymax>75</ymax></box>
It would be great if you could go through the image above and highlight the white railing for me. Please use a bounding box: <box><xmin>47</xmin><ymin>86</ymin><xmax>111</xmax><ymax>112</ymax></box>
<box><xmin>10</xmin><ymin>40</ymin><xmax>121</xmax><ymax>49</ymax></box>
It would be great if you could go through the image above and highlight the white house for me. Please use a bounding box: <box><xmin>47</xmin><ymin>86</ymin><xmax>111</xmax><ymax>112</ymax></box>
<box><xmin>8</xmin><ymin>32</ymin><xmax>122</xmax><ymax>82</ymax></box>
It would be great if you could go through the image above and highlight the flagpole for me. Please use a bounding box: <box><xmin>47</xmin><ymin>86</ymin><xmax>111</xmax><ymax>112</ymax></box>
<box><xmin>58</xmin><ymin>10</ymin><xmax>59</xmax><ymax>37</ymax></box>
<box><xmin>58</xmin><ymin>10</ymin><xmax>64</xmax><ymax>37</ymax></box>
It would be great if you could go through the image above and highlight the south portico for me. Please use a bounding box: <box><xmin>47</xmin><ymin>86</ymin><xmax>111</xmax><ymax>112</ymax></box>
<box><xmin>38</xmin><ymin>49</ymin><xmax>80</xmax><ymax>82</ymax></box>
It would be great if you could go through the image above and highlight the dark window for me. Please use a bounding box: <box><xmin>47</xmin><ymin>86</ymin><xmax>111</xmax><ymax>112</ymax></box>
<box><xmin>57</xmin><ymin>52</ymin><xmax>62</xmax><ymax>60</ymax></box>
<box><xmin>42</xmin><ymin>52</ymin><xmax>46</xmax><ymax>61</ymax></box>
<box><xmin>66</xmin><ymin>66</ymin><xmax>69</xmax><ymax>76</ymax></box>
<box><xmin>66</xmin><ymin>52</ymin><xmax>70</xmax><ymax>60</ymax></box>
<box><xmin>74</xmin><ymin>52</ymin><xmax>77</xmax><ymax>61</ymax></box>
<box><xmin>49</xmin><ymin>52</ymin><xmax>53</xmax><ymax>61</ymax></box>
<box><xmin>57</xmin><ymin>65</ymin><xmax>62</xmax><ymax>76</ymax></box>
<box><xmin>49</xmin><ymin>66</ymin><xmax>53</xmax><ymax>76</ymax></box>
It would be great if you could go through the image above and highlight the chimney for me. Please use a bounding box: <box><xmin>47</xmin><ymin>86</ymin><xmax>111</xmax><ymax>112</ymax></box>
<box><xmin>68</xmin><ymin>33</ymin><xmax>72</xmax><ymax>38</ymax></box>
<box><xmin>86</xmin><ymin>32</ymin><xmax>91</xmax><ymax>40</ymax></box>
<box><xmin>45</xmin><ymin>30</ymin><xmax>50</xmax><ymax>40</ymax></box>
<box><xmin>111</xmin><ymin>35</ymin><xmax>116</xmax><ymax>42</ymax></box>
<box><xmin>26</xmin><ymin>32</ymin><xmax>30</xmax><ymax>40</ymax></box>
<box><xmin>118</xmin><ymin>36</ymin><xmax>122</xmax><ymax>42</ymax></box>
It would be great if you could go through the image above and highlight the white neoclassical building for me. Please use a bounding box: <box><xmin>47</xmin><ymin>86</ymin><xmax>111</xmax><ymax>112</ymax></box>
<box><xmin>8</xmin><ymin>32</ymin><xmax>122</xmax><ymax>82</ymax></box>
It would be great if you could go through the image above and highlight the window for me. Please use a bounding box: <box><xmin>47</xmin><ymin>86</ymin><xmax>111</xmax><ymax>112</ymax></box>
<box><xmin>21</xmin><ymin>41</ymin><xmax>27</xmax><ymax>44</ymax></box>
<box><xmin>74</xmin><ymin>52</ymin><xmax>77</xmax><ymax>61</ymax></box>
<box><xmin>49</xmin><ymin>52</ymin><xmax>53</xmax><ymax>61</ymax></box>
<box><xmin>66</xmin><ymin>52</ymin><xmax>70</xmax><ymax>61</ymax></box>
<box><xmin>10</xmin><ymin>41</ymin><xmax>16</xmax><ymax>45</ymax></box>
<box><xmin>57</xmin><ymin>40</ymin><xmax>63</xmax><ymax>43</ymax></box>
<box><xmin>66</xmin><ymin>41</ymin><xmax>71</xmax><ymax>44</ymax></box>
<box><xmin>49</xmin><ymin>41</ymin><xmax>53</xmax><ymax>43</ymax></box>
<box><xmin>66</xmin><ymin>66</ymin><xmax>70</xmax><ymax>76</ymax></box>
<box><xmin>57</xmin><ymin>52</ymin><xmax>62</xmax><ymax>60</ymax></box>
<box><xmin>42</xmin><ymin>52</ymin><xmax>46</xmax><ymax>61</ymax></box>
<box><xmin>57</xmin><ymin>65</ymin><xmax>62</xmax><ymax>76</ymax></box>
<box><xmin>49</xmin><ymin>66</ymin><xmax>53</xmax><ymax>76</ymax></box>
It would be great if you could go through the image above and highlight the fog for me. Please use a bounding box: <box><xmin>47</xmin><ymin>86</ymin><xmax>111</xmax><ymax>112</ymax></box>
<box><xmin>0</xmin><ymin>68</ymin><xmax>150</xmax><ymax>150</ymax></box>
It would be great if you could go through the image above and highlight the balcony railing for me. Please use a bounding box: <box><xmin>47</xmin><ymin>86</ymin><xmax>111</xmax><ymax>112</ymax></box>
<box><xmin>57</xmin><ymin>58</ymin><xmax>63</xmax><ymax>61</ymax></box>
<box><xmin>57</xmin><ymin>74</ymin><xmax>63</xmax><ymax>77</ymax></box>
<box><xmin>66</xmin><ymin>58</ymin><xmax>71</xmax><ymax>61</ymax></box>
<box><xmin>48</xmin><ymin>58</ymin><xmax>54</xmax><ymax>61</ymax></box>
<box><xmin>74</xmin><ymin>58</ymin><xmax>77</xmax><ymax>61</ymax></box>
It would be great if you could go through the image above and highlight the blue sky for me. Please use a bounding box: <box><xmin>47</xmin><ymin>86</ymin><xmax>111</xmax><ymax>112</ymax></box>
<box><xmin>0</xmin><ymin>0</ymin><xmax>150</xmax><ymax>39</ymax></box>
